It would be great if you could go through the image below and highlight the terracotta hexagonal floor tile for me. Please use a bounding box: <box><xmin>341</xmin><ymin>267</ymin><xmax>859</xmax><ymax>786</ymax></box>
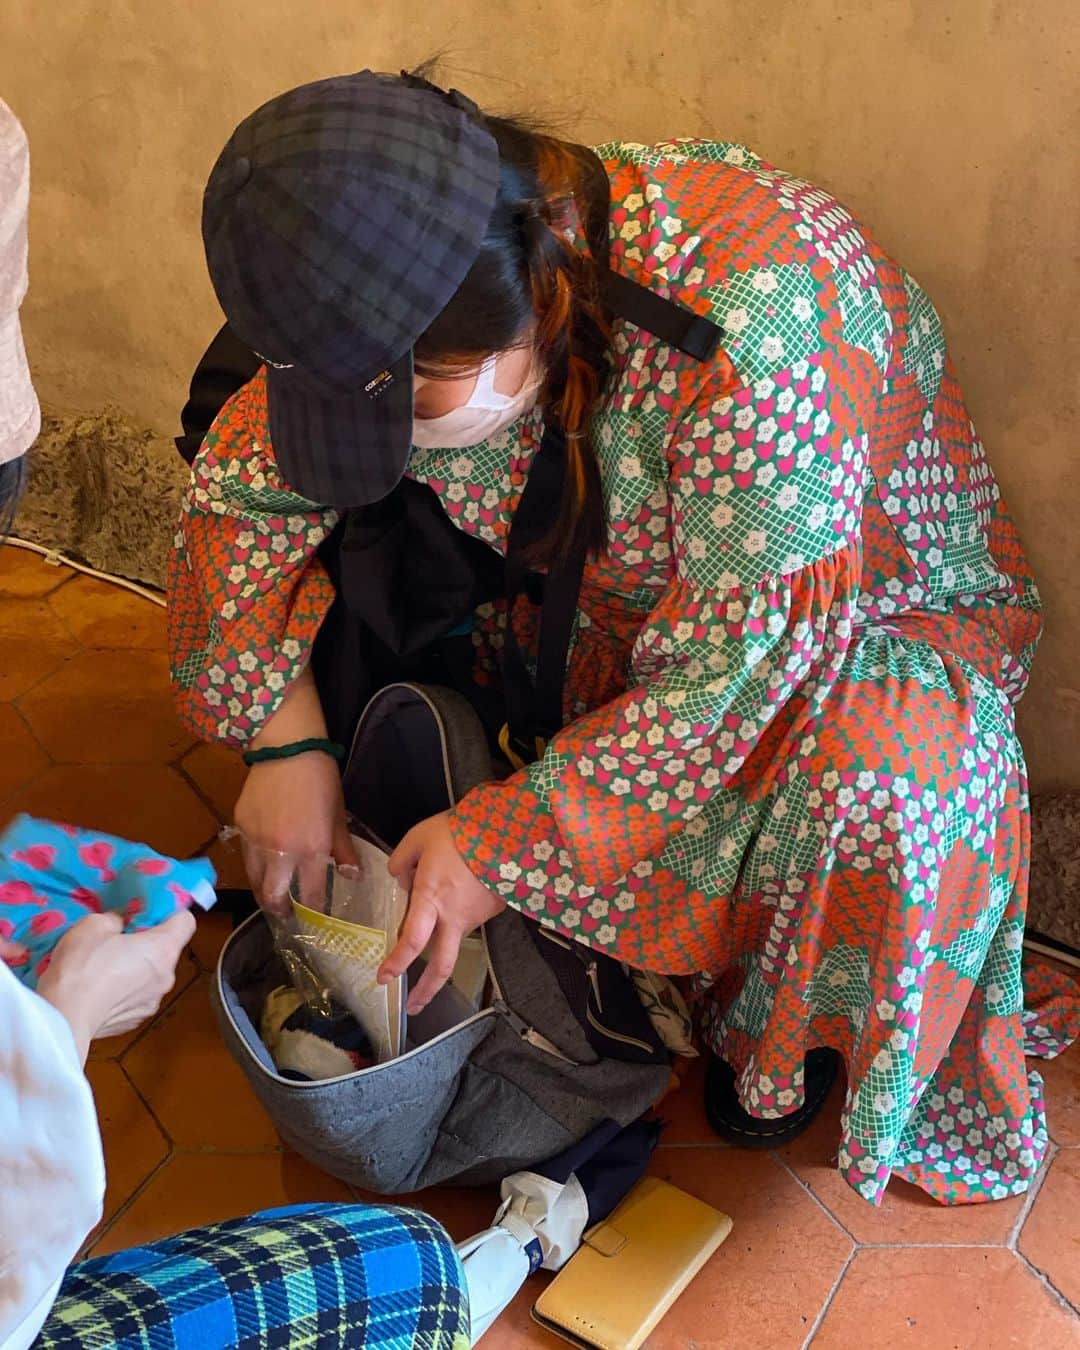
<box><xmin>0</xmin><ymin>546</ymin><xmax>72</xmax><ymax>598</ymax></box>
<box><xmin>655</xmin><ymin>1053</ymin><xmax>720</xmax><ymax>1148</ymax></box>
<box><xmin>779</xmin><ymin>1077</ymin><xmax>1027</xmax><ymax>1245</ymax></box>
<box><xmin>6</xmin><ymin>764</ymin><xmax>218</xmax><ymax>859</ymax></box>
<box><xmin>1018</xmin><ymin>1151</ymin><xmax>1080</xmax><ymax>1310</ymax></box>
<box><xmin>641</xmin><ymin>1146</ymin><xmax>852</xmax><ymax>1347</ymax></box>
<box><xmin>19</xmin><ymin>649</ymin><xmax>194</xmax><ymax>765</ymax></box>
<box><xmin>814</xmin><ymin>1248</ymin><xmax>1080</xmax><ymax>1349</ymax></box>
<box><xmin>84</xmin><ymin>1060</ymin><xmax>170</xmax><ymax>1233</ymax></box>
<box><xmin>123</xmin><ymin>976</ymin><xmax>281</xmax><ymax>1151</ymax></box>
<box><xmin>89</xmin><ymin>947</ymin><xmax>200</xmax><ymax>1061</ymax></box>
<box><xmin>372</xmin><ymin>1183</ymin><xmax>501</xmax><ymax>1244</ymax></box>
<box><xmin>48</xmin><ymin>574</ymin><xmax>167</xmax><ymax>650</ymax></box>
<box><xmin>201</xmin><ymin>835</ymin><xmax>250</xmax><ymax>892</ymax></box>
<box><xmin>0</xmin><ymin>596</ymin><xmax>79</xmax><ymax>701</ymax></box>
<box><xmin>91</xmin><ymin>1151</ymin><xmax>352</xmax><ymax>1257</ymax></box>
<box><xmin>187</xmin><ymin>908</ymin><xmax>236</xmax><ymax>972</ymax></box>
<box><xmin>180</xmin><ymin>742</ymin><xmax>248</xmax><ymax>823</ymax></box>
<box><xmin>1038</xmin><ymin>1038</ymin><xmax>1080</xmax><ymax>1148</ymax></box>
<box><xmin>0</xmin><ymin>703</ymin><xmax>49</xmax><ymax>801</ymax></box>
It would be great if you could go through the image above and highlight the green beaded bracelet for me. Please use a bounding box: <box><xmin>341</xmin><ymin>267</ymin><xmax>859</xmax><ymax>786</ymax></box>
<box><xmin>242</xmin><ymin>737</ymin><xmax>346</xmax><ymax>767</ymax></box>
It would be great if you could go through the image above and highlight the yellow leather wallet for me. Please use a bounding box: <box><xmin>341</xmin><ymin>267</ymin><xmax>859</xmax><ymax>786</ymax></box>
<box><xmin>531</xmin><ymin>1176</ymin><xmax>733</xmax><ymax>1349</ymax></box>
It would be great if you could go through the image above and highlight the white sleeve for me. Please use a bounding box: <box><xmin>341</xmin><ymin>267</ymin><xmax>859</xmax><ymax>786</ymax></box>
<box><xmin>0</xmin><ymin>962</ymin><xmax>105</xmax><ymax>1350</ymax></box>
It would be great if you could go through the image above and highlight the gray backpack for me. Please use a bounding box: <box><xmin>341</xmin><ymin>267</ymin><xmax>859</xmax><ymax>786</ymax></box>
<box><xmin>211</xmin><ymin>683</ymin><xmax>672</xmax><ymax>1194</ymax></box>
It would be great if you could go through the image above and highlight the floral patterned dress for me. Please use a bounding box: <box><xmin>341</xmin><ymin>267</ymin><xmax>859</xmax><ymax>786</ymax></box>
<box><xmin>169</xmin><ymin>139</ymin><xmax>1078</xmax><ymax>1207</ymax></box>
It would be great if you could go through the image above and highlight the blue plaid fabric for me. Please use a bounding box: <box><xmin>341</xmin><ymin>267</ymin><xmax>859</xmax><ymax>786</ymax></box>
<box><xmin>35</xmin><ymin>1203</ymin><xmax>470</xmax><ymax>1350</ymax></box>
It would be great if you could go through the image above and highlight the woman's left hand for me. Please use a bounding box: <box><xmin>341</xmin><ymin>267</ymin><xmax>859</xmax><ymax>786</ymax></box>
<box><xmin>378</xmin><ymin>811</ymin><xmax>506</xmax><ymax>1015</ymax></box>
<box><xmin>0</xmin><ymin>936</ymin><xmax>27</xmax><ymax>965</ymax></box>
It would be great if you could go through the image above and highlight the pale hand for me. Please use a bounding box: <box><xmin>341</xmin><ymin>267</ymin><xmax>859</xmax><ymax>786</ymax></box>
<box><xmin>234</xmin><ymin>752</ymin><xmax>357</xmax><ymax>915</ymax></box>
<box><xmin>35</xmin><ymin>910</ymin><xmax>196</xmax><ymax>1063</ymax></box>
<box><xmin>0</xmin><ymin>936</ymin><xmax>27</xmax><ymax>964</ymax></box>
<box><xmin>233</xmin><ymin>665</ymin><xmax>358</xmax><ymax>914</ymax></box>
<box><xmin>378</xmin><ymin>811</ymin><xmax>506</xmax><ymax>1015</ymax></box>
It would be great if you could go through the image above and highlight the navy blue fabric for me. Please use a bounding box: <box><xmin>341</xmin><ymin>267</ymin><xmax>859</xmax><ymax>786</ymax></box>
<box><xmin>573</xmin><ymin>1118</ymin><xmax>662</xmax><ymax>1226</ymax></box>
<box><xmin>533</xmin><ymin>1119</ymin><xmax>625</xmax><ymax>1187</ymax></box>
<box><xmin>534</xmin><ymin>1118</ymin><xmax>661</xmax><ymax>1225</ymax></box>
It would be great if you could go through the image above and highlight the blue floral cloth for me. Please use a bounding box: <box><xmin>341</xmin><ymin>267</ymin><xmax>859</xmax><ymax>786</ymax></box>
<box><xmin>0</xmin><ymin>814</ymin><xmax>216</xmax><ymax>988</ymax></box>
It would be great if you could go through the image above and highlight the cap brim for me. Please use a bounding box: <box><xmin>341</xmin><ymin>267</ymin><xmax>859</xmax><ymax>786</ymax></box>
<box><xmin>266</xmin><ymin>348</ymin><xmax>414</xmax><ymax>506</ymax></box>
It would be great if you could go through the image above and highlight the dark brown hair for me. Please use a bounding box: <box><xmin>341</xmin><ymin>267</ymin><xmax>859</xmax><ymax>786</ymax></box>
<box><xmin>411</xmin><ymin>68</ymin><xmax>614</xmax><ymax>560</ymax></box>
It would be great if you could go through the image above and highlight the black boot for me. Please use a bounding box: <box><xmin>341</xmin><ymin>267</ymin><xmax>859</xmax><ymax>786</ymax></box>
<box><xmin>704</xmin><ymin>1048</ymin><xmax>841</xmax><ymax>1149</ymax></box>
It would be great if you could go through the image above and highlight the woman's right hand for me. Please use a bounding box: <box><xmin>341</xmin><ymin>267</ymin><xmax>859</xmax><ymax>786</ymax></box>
<box><xmin>234</xmin><ymin>751</ymin><xmax>357</xmax><ymax>915</ymax></box>
<box><xmin>232</xmin><ymin>664</ymin><xmax>358</xmax><ymax>915</ymax></box>
<box><xmin>36</xmin><ymin>910</ymin><xmax>195</xmax><ymax>1064</ymax></box>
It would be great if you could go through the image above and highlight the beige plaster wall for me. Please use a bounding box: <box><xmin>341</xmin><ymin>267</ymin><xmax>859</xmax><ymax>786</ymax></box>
<box><xmin>1</xmin><ymin>1</ymin><xmax>1077</xmax><ymax>789</ymax></box>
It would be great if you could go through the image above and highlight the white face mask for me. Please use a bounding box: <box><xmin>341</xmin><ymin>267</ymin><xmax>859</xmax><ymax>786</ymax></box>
<box><xmin>411</xmin><ymin>354</ymin><xmax>542</xmax><ymax>450</ymax></box>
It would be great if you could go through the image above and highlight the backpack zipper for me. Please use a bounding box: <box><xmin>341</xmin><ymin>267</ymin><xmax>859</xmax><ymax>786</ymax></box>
<box><xmin>482</xmin><ymin>926</ymin><xmax>578</xmax><ymax>1065</ymax></box>
<box><xmin>585</xmin><ymin>1005</ymin><xmax>656</xmax><ymax>1056</ymax></box>
<box><xmin>491</xmin><ymin>997</ymin><xmax>578</xmax><ymax>1064</ymax></box>
<box><xmin>543</xmin><ymin>932</ymin><xmax>659</xmax><ymax>1058</ymax></box>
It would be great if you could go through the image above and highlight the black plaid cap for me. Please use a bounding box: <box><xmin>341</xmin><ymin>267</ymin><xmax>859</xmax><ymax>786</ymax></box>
<box><xmin>201</xmin><ymin>70</ymin><xmax>500</xmax><ymax>505</ymax></box>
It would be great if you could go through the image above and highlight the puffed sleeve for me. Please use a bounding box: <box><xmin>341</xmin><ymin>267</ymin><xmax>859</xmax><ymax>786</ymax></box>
<box><xmin>450</xmin><ymin>358</ymin><xmax>868</xmax><ymax>934</ymax></box>
<box><xmin>167</xmin><ymin>370</ymin><xmax>339</xmax><ymax>746</ymax></box>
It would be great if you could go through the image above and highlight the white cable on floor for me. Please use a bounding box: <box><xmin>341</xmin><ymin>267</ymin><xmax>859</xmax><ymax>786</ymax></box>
<box><xmin>3</xmin><ymin>535</ymin><xmax>166</xmax><ymax>608</ymax></box>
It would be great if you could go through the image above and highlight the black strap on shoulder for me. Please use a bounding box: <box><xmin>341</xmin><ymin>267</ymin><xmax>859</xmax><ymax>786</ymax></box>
<box><xmin>500</xmin><ymin>272</ymin><xmax>724</xmax><ymax>764</ymax></box>
<box><xmin>599</xmin><ymin>269</ymin><xmax>723</xmax><ymax>362</ymax></box>
<box><xmin>175</xmin><ymin>323</ymin><xmax>261</xmax><ymax>464</ymax></box>
<box><xmin>578</xmin><ymin>143</ymin><xmax>724</xmax><ymax>362</ymax></box>
<box><xmin>500</xmin><ymin>423</ymin><xmax>583</xmax><ymax>763</ymax></box>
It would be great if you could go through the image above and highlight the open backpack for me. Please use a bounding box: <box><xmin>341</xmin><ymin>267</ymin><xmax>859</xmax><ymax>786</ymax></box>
<box><xmin>212</xmin><ymin>682</ymin><xmax>674</xmax><ymax>1193</ymax></box>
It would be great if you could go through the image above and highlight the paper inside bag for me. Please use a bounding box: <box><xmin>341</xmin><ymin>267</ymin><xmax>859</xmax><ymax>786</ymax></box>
<box><xmin>288</xmin><ymin>836</ymin><xmax>408</xmax><ymax>1062</ymax></box>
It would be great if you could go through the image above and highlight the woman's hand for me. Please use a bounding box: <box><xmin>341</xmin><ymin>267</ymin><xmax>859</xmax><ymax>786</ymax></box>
<box><xmin>378</xmin><ymin>812</ymin><xmax>506</xmax><ymax>1015</ymax></box>
<box><xmin>0</xmin><ymin>936</ymin><xmax>27</xmax><ymax>965</ymax></box>
<box><xmin>233</xmin><ymin>665</ymin><xmax>358</xmax><ymax>914</ymax></box>
<box><xmin>36</xmin><ymin>910</ymin><xmax>196</xmax><ymax>1064</ymax></box>
<box><xmin>235</xmin><ymin>752</ymin><xmax>357</xmax><ymax>915</ymax></box>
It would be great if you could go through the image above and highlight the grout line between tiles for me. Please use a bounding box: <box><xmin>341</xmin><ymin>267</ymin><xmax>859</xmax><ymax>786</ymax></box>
<box><xmin>117</xmin><ymin>1059</ymin><xmax>174</xmax><ymax>1154</ymax></box>
<box><xmin>656</xmin><ymin>1141</ymin><xmax>732</xmax><ymax>1150</ymax></box>
<box><xmin>79</xmin><ymin>1056</ymin><xmax>172</xmax><ymax>1258</ymax></box>
<box><xmin>87</xmin><ymin>1147</ymin><xmax>176</xmax><ymax>1256</ymax></box>
<box><xmin>0</xmin><ymin>756</ymin><xmax>54</xmax><ymax>815</ymax></box>
<box><xmin>801</xmin><ymin>1247</ymin><xmax>855</xmax><ymax>1348</ymax></box>
<box><xmin>1007</xmin><ymin>1141</ymin><xmax>1057</xmax><ymax>1251</ymax></box>
<box><xmin>10</xmin><ymin>696</ymin><xmax>51</xmax><ymax>761</ymax></box>
<box><xmin>173</xmin><ymin>764</ymin><xmax>231</xmax><ymax>846</ymax></box>
<box><xmin>169</xmin><ymin>1145</ymin><xmax>288</xmax><ymax>1156</ymax></box>
<box><xmin>8</xmin><ymin>644</ymin><xmax>81</xmax><ymax>707</ymax></box>
<box><xmin>188</xmin><ymin>826</ymin><xmax>226</xmax><ymax>862</ymax></box>
<box><xmin>856</xmin><ymin>1240</ymin><xmax>1017</xmax><ymax>1250</ymax></box>
<box><xmin>1012</xmin><ymin>1246</ymin><xmax>1080</xmax><ymax>1319</ymax></box>
<box><xmin>114</xmin><ymin>960</ymin><xmax>201</xmax><ymax>1062</ymax></box>
<box><xmin>1006</xmin><ymin>1144</ymin><xmax>1080</xmax><ymax>1319</ymax></box>
<box><xmin>773</xmin><ymin>1151</ymin><xmax>860</xmax><ymax>1246</ymax></box>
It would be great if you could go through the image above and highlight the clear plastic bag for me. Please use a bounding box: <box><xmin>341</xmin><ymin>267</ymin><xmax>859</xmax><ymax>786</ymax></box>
<box><xmin>222</xmin><ymin>828</ymin><xmax>409</xmax><ymax>1062</ymax></box>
